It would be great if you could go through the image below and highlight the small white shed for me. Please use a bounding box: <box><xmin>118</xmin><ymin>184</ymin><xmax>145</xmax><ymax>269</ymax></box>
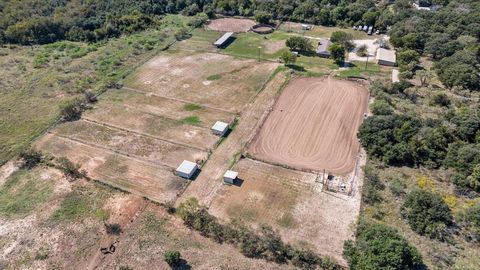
<box><xmin>176</xmin><ymin>160</ymin><xmax>198</xmax><ymax>179</ymax></box>
<box><xmin>212</xmin><ymin>121</ymin><xmax>229</xmax><ymax>137</ymax></box>
<box><xmin>224</xmin><ymin>170</ymin><xmax>238</xmax><ymax>184</ymax></box>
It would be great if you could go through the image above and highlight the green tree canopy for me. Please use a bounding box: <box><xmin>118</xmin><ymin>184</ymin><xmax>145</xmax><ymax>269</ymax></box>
<box><xmin>401</xmin><ymin>189</ymin><xmax>453</xmax><ymax>240</ymax></box>
<box><xmin>344</xmin><ymin>219</ymin><xmax>423</xmax><ymax>270</ymax></box>
<box><xmin>285</xmin><ymin>36</ymin><xmax>313</xmax><ymax>52</ymax></box>
<box><xmin>329</xmin><ymin>43</ymin><xmax>345</xmax><ymax>65</ymax></box>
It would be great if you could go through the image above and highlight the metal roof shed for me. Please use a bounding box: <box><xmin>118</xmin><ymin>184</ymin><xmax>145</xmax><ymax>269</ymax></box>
<box><xmin>214</xmin><ymin>32</ymin><xmax>234</xmax><ymax>47</ymax></box>
<box><xmin>316</xmin><ymin>39</ymin><xmax>331</xmax><ymax>58</ymax></box>
<box><xmin>224</xmin><ymin>170</ymin><xmax>238</xmax><ymax>184</ymax></box>
<box><xmin>176</xmin><ymin>160</ymin><xmax>198</xmax><ymax>179</ymax></box>
<box><xmin>377</xmin><ymin>48</ymin><xmax>396</xmax><ymax>66</ymax></box>
<box><xmin>212</xmin><ymin>121</ymin><xmax>229</xmax><ymax>137</ymax></box>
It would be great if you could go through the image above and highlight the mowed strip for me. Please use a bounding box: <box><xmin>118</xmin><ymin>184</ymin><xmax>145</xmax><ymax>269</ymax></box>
<box><xmin>35</xmin><ymin>133</ymin><xmax>187</xmax><ymax>203</ymax></box>
<box><xmin>51</xmin><ymin>120</ymin><xmax>208</xmax><ymax>168</ymax></box>
<box><xmin>249</xmin><ymin>77</ymin><xmax>368</xmax><ymax>175</ymax></box>
<box><xmin>125</xmin><ymin>52</ymin><xmax>278</xmax><ymax>112</ymax></box>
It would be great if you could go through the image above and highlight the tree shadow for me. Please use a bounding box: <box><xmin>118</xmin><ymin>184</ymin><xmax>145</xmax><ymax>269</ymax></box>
<box><xmin>286</xmin><ymin>64</ymin><xmax>306</xmax><ymax>72</ymax></box>
<box><xmin>172</xmin><ymin>259</ymin><xmax>192</xmax><ymax>270</ymax></box>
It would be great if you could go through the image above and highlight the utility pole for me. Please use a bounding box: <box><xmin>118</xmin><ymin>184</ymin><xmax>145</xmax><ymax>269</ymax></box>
<box><xmin>258</xmin><ymin>46</ymin><xmax>261</xmax><ymax>61</ymax></box>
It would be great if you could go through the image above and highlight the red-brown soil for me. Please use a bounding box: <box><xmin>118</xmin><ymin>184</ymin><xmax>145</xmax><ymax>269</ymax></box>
<box><xmin>249</xmin><ymin>77</ymin><xmax>368</xmax><ymax>175</ymax></box>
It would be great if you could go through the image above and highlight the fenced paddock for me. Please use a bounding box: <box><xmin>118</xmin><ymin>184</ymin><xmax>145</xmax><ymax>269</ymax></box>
<box><xmin>248</xmin><ymin>76</ymin><xmax>369</xmax><ymax>175</ymax></box>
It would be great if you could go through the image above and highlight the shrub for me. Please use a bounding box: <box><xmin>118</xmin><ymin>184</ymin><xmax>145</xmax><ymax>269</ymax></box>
<box><xmin>329</xmin><ymin>43</ymin><xmax>345</xmax><ymax>65</ymax></box>
<box><xmin>105</xmin><ymin>223</ymin><xmax>122</xmax><ymax>235</ymax></box>
<box><xmin>344</xmin><ymin>219</ymin><xmax>423</xmax><ymax>270</ymax></box>
<box><xmin>401</xmin><ymin>189</ymin><xmax>453</xmax><ymax>240</ymax></box>
<box><xmin>431</xmin><ymin>93</ymin><xmax>450</xmax><ymax>107</ymax></box>
<box><xmin>280</xmin><ymin>51</ymin><xmax>297</xmax><ymax>65</ymax></box>
<box><xmin>362</xmin><ymin>165</ymin><xmax>384</xmax><ymax>205</ymax></box>
<box><xmin>389</xmin><ymin>179</ymin><xmax>406</xmax><ymax>196</ymax></box>
<box><xmin>56</xmin><ymin>157</ymin><xmax>85</xmax><ymax>179</ymax></box>
<box><xmin>164</xmin><ymin>250</ymin><xmax>181</xmax><ymax>267</ymax></box>
<box><xmin>19</xmin><ymin>149</ymin><xmax>43</xmax><ymax>169</ymax></box>
<box><xmin>59</xmin><ymin>98</ymin><xmax>86</xmax><ymax>122</ymax></box>
<box><xmin>457</xmin><ymin>203</ymin><xmax>480</xmax><ymax>243</ymax></box>
<box><xmin>187</xmin><ymin>13</ymin><xmax>208</xmax><ymax>28</ymax></box>
<box><xmin>255</xmin><ymin>12</ymin><xmax>272</xmax><ymax>24</ymax></box>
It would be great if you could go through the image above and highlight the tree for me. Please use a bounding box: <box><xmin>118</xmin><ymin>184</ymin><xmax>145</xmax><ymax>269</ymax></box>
<box><xmin>164</xmin><ymin>250</ymin><xmax>182</xmax><ymax>267</ymax></box>
<box><xmin>416</xmin><ymin>69</ymin><xmax>432</xmax><ymax>87</ymax></box>
<box><xmin>59</xmin><ymin>98</ymin><xmax>86</xmax><ymax>122</ymax></box>
<box><xmin>371</xmin><ymin>99</ymin><xmax>393</xmax><ymax>115</ymax></box>
<box><xmin>397</xmin><ymin>49</ymin><xmax>420</xmax><ymax>72</ymax></box>
<box><xmin>424</xmin><ymin>33</ymin><xmax>462</xmax><ymax>60</ymax></box>
<box><xmin>434</xmin><ymin>50</ymin><xmax>480</xmax><ymax>90</ymax></box>
<box><xmin>466</xmin><ymin>164</ymin><xmax>480</xmax><ymax>191</ymax></box>
<box><xmin>330</xmin><ymin>31</ymin><xmax>354</xmax><ymax>51</ymax></box>
<box><xmin>56</xmin><ymin>157</ymin><xmax>85</xmax><ymax>180</ymax></box>
<box><xmin>356</xmin><ymin>44</ymin><xmax>368</xmax><ymax>57</ymax></box>
<box><xmin>19</xmin><ymin>148</ymin><xmax>43</xmax><ymax>169</ymax></box>
<box><xmin>401</xmin><ymin>189</ymin><xmax>453</xmax><ymax>240</ymax></box>
<box><xmin>285</xmin><ymin>36</ymin><xmax>312</xmax><ymax>52</ymax></box>
<box><xmin>279</xmin><ymin>51</ymin><xmax>296</xmax><ymax>65</ymax></box>
<box><xmin>329</xmin><ymin>43</ymin><xmax>345</xmax><ymax>65</ymax></box>
<box><xmin>255</xmin><ymin>12</ymin><xmax>272</xmax><ymax>24</ymax></box>
<box><xmin>344</xmin><ymin>219</ymin><xmax>423</xmax><ymax>270</ymax></box>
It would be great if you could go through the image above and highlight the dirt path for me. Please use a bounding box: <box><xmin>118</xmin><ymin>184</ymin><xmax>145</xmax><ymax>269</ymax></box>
<box><xmin>179</xmin><ymin>71</ymin><xmax>287</xmax><ymax>205</ymax></box>
<box><xmin>0</xmin><ymin>160</ymin><xmax>19</xmax><ymax>186</ymax></box>
<box><xmin>249</xmin><ymin>77</ymin><xmax>369</xmax><ymax>175</ymax></box>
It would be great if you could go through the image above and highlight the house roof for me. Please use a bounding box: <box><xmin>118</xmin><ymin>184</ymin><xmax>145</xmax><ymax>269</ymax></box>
<box><xmin>212</xmin><ymin>121</ymin><xmax>229</xmax><ymax>132</ymax></box>
<box><xmin>214</xmin><ymin>32</ymin><xmax>234</xmax><ymax>46</ymax></box>
<box><xmin>316</xmin><ymin>39</ymin><xmax>331</xmax><ymax>54</ymax></box>
<box><xmin>176</xmin><ymin>160</ymin><xmax>198</xmax><ymax>174</ymax></box>
<box><xmin>224</xmin><ymin>170</ymin><xmax>238</xmax><ymax>179</ymax></box>
<box><xmin>377</xmin><ymin>48</ymin><xmax>396</xmax><ymax>63</ymax></box>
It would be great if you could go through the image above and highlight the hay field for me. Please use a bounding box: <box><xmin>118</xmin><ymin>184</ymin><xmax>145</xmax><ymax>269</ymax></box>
<box><xmin>206</xmin><ymin>18</ymin><xmax>256</xmax><ymax>32</ymax></box>
<box><xmin>249</xmin><ymin>77</ymin><xmax>368</xmax><ymax>175</ymax></box>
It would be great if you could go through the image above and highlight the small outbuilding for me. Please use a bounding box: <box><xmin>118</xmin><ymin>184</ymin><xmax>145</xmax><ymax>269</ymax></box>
<box><xmin>392</xmin><ymin>69</ymin><xmax>400</xmax><ymax>83</ymax></box>
<box><xmin>316</xmin><ymin>39</ymin><xmax>332</xmax><ymax>58</ymax></box>
<box><xmin>211</xmin><ymin>121</ymin><xmax>229</xmax><ymax>137</ymax></box>
<box><xmin>224</xmin><ymin>170</ymin><xmax>238</xmax><ymax>184</ymax></box>
<box><xmin>377</xmin><ymin>48</ymin><xmax>396</xmax><ymax>66</ymax></box>
<box><xmin>175</xmin><ymin>160</ymin><xmax>198</xmax><ymax>179</ymax></box>
<box><xmin>214</xmin><ymin>32</ymin><xmax>234</xmax><ymax>48</ymax></box>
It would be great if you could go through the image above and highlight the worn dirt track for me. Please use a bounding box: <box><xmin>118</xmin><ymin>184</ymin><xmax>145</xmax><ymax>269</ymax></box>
<box><xmin>249</xmin><ymin>77</ymin><xmax>368</xmax><ymax>175</ymax></box>
<box><xmin>206</xmin><ymin>18</ymin><xmax>256</xmax><ymax>32</ymax></box>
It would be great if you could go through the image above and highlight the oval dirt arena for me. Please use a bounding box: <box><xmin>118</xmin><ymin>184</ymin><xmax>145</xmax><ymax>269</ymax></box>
<box><xmin>249</xmin><ymin>77</ymin><xmax>368</xmax><ymax>175</ymax></box>
<box><xmin>206</xmin><ymin>18</ymin><xmax>256</xmax><ymax>32</ymax></box>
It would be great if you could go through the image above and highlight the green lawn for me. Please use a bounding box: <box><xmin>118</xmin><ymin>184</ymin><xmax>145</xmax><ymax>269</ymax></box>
<box><xmin>337</xmin><ymin>61</ymin><xmax>383</xmax><ymax>78</ymax></box>
<box><xmin>279</xmin><ymin>23</ymin><xmax>376</xmax><ymax>40</ymax></box>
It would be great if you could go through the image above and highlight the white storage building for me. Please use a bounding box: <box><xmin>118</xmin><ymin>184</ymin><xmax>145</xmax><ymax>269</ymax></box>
<box><xmin>224</xmin><ymin>170</ymin><xmax>238</xmax><ymax>184</ymax></box>
<box><xmin>176</xmin><ymin>160</ymin><xmax>198</xmax><ymax>179</ymax></box>
<box><xmin>212</xmin><ymin>121</ymin><xmax>229</xmax><ymax>137</ymax></box>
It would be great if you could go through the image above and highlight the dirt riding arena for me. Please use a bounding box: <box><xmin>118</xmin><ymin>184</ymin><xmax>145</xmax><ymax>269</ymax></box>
<box><xmin>206</xmin><ymin>18</ymin><xmax>256</xmax><ymax>32</ymax></box>
<box><xmin>209</xmin><ymin>158</ymin><xmax>362</xmax><ymax>264</ymax></box>
<box><xmin>249</xmin><ymin>77</ymin><xmax>369</xmax><ymax>175</ymax></box>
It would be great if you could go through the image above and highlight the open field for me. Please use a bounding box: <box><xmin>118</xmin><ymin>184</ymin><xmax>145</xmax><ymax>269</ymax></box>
<box><xmin>0</xmin><ymin>17</ymin><xmax>185</xmax><ymax>166</ymax></box>
<box><xmin>125</xmin><ymin>52</ymin><xmax>278</xmax><ymax>112</ymax></box>
<box><xmin>279</xmin><ymin>22</ymin><xmax>375</xmax><ymax>40</ymax></box>
<box><xmin>0</xmin><ymin>166</ymin><xmax>289</xmax><ymax>270</ymax></box>
<box><xmin>206</xmin><ymin>18</ymin><xmax>256</xmax><ymax>32</ymax></box>
<box><xmin>209</xmin><ymin>158</ymin><xmax>363</xmax><ymax>264</ymax></box>
<box><xmin>249</xmin><ymin>76</ymin><xmax>369</xmax><ymax>175</ymax></box>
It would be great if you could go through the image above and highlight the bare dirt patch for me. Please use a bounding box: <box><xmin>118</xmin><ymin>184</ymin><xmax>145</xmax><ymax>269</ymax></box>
<box><xmin>206</xmin><ymin>18</ymin><xmax>256</xmax><ymax>33</ymax></box>
<box><xmin>209</xmin><ymin>158</ymin><xmax>361</xmax><ymax>265</ymax></box>
<box><xmin>249</xmin><ymin>77</ymin><xmax>368</xmax><ymax>175</ymax></box>
<box><xmin>126</xmin><ymin>52</ymin><xmax>278</xmax><ymax>112</ymax></box>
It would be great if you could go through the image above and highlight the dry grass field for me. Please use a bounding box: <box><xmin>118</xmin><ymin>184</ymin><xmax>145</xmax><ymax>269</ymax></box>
<box><xmin>206</xmin><ymin>18</ymin><xmax>256</xmax><ymax>32</ymax></box>
<box><xmin>36</xmin><ymin>51</ymin><xmax>279</xmax><ymax>206</ymax></box>
<box><xmin>125</xmin><ymin>52</ymin><xmax>277</xmax><ymax>112</ymax></box>
<box><xmin>249</xmin><ymin>77</ymin><xmax>369</xmax><ymax>175</ymax></box>
<box><xmin>209</xmin><ymin>158</ymin><xmax>363</xmax><ymax>264</ymax></box>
